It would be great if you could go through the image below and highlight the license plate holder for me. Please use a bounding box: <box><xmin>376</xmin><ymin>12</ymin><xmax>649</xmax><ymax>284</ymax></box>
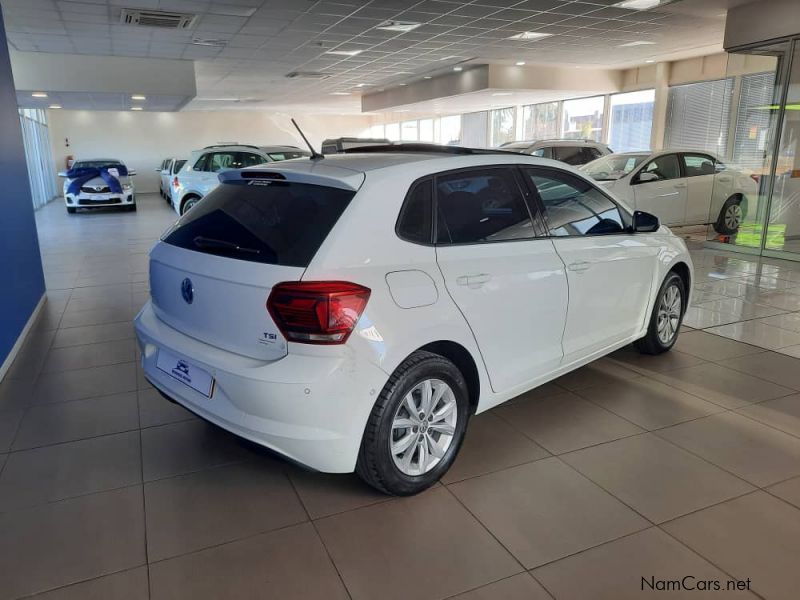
<box><xmin>156</xmin><ymin>349</ymin><xmax>215</xmax><ymax>397</ymax></box>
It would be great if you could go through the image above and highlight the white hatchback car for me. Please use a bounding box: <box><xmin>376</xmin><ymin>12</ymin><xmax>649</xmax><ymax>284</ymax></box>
<box><xmin>135</xmin><ymin>146</ymin><xmax>693</xmax><ymax>495</ymax></box>
<box><xmin>581</xmin><ymin>150</ymin><xmax>758</xmax><ymax>234</ymax></box>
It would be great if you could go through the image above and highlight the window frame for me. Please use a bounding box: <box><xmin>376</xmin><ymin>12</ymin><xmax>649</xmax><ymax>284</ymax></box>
<box><xmin>520</xmin><ymin>165</ymin><xmax>633</xmax><ymax>239</ymax></box>
<box><xmin>679</xmin><ymin>152</ymin><xmax>717</xmax><ymax>178</ymax></box>
<box><xmin>631</xmin><ymin>153</ymin><xmax>683</xmax><ymax>185</ymax></box>
<box><xmin>395</xmin><ymin>177</ymin><xmax>435</xmax><ymax>246</ymax></box>
<box><xmin>193</xmin><ymin>153</ymin><xmax>210</xmax><ymax>171</ymax></box>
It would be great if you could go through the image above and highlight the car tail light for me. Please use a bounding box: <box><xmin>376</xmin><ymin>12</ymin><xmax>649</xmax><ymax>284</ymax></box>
<box><xmin>750</xmin><ymin>174</ymin><xmax>760</xmax><ymax>184</ymax></box>
<box><xmin>173</xmin><ymin>176</ymin><xmax>180</xmax><ymax>189</ymax></box>
<box><xmin>267</xmin><ymin>281</ymin><xmax>371</xmax><ymax>345</ymax></box>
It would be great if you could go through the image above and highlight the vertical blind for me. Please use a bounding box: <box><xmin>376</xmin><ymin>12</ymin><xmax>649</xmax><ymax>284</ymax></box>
<box><xmin>521</xmin><ymin>102</ymin><xmax>559</xmax><ymax>140</ymax></box>
<box><xmin>664</xmin><ymin>78</ymin><xmax>734</xmax><ymax>155</ymax></box>
<box><xmin>461</xmin><ymin>111</ymin><xmax>488</xmax><ymax>147</ymax></box>
<box><xmin>489</xmin><ymin>107</ymin><xmax>516</xmax><ymax>147</ymax></box>
<box><xmin>733</xmin><ymin>71</ymin><xmax>778</xmax><ymax>169</ymax></box>
<box><xmin>18</xmin><ymin>109</ymin><xmax>57</xmax><ymax>210</ymax></box>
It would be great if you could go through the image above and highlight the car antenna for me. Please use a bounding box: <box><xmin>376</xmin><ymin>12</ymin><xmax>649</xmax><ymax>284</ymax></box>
<box><xmin>291</xmin><ymin>118</ymin><xmax>323</xmax><ymax>160</ymax></box>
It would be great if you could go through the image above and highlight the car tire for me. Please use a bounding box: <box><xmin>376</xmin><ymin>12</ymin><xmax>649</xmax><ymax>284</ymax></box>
<box><xmin>356</xmin><ymin>350</ymin><xmax>470</xmax><ymax>495</ymax></box>
<box><xmin>66</xmin><ymin>207</ymin><xmax>76</xmax><ymax>214</ymax></box>
<box><xmin>713</xmin><ymin>195</ymin><xmax>744</xmax><ymax>235</ymax></box>
<box><xmin>181</xmin><ymin>196</ymin><xmax>200</xmax><ymax>215</ymax></box>
<box><xmin>634</xmin><ymin>271</ymin><xmax>686</xmax><ymax>355</ymax></box>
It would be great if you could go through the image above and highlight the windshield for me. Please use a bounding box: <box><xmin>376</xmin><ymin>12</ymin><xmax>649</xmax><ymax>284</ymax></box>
<box><xmin>581</xmin><ymin>154</ymin><xmax>647</xmax><ymax>181</ymax></box>
<box><xmin>73</xmin><ymin>160</ymin><xmax>124</xmax><ymax>170</ymax></box>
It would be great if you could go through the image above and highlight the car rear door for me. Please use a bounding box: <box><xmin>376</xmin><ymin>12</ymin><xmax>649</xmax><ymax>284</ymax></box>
<box><xmin>433</xmin><ymin>166</ymin><xmax>568</xmax><ymax>393</ymax></box>
<box><xmin>681</xmin><ymin>153</ymin><xmax>717</xmax><ymax>225</ymax></box>
<box><xmin>522</xmin><ymin>166</ymin><xmax>658</xmax><ymax>360</ymax></box>
<box><xmin>632</xmin><ymin>153</ymin><xmax>688</xmax><ymax>225</ymax></box>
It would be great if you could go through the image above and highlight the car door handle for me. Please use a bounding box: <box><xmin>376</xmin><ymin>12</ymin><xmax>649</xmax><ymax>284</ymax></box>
<box><xmin>456</xmin><ymin>273</ymin><xmax>491</xmax><ymax>287</ymax></box>
<box><xmin>673</xmin><ymin>182</ymin><xmax>688</xmax><ymax>189</ymax></box>
<box><xmin>567</xmin><ymin>261</ymin><xmax>591</xmax><ymax>273</ymax></box>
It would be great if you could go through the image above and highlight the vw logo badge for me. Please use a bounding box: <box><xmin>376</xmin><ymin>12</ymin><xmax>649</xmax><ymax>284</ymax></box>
<box><xmin>181</xmin><ymin>278</ymin><xmax>194</xmax><ymax>304</ymax></box>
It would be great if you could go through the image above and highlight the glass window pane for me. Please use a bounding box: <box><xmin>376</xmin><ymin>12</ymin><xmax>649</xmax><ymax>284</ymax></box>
<box><xmin>419</xmin><ymin>119</ymin><xmax>434</xmax><ymax>142</ymax></box>
<box><xmin>609</xmin><ymin>89</ymin><xmax>654</xmax><ymax>152</ymax></box>
<box><xmin>397</xmin><ymin>179</ymin><xmax>432</xmax><ymax>244</ymax></box>
<box><xmin>562</xmin><ymin>96</ymin><xmax>604</xmax><ymax>142</ymax></box>
<box><xmin>665</xmin><ymin>79</ymin><xmax>733</xmax><ymax>155</ymax></box>
<box><xmin>436</xmin><ymin>168</ymin><xmax>533</xmax><ymax>244</ymax></box>
<box><xmin>489</xmin><ymin>107</ymin><xmax>516</xmax><ymax>147</ymax></box>
<box><xmin>525</xmin><ymin>168</ymin><xmax>625</xmax><ymax>237</ymax></box>
<box><xmin>521</xmin><ymin>102</ymin><xmax>559</xmax><ymax>140</ymax></box>
<box><xmin>385</xmin><ymin>123</ymin><xmax>400</xmax><ymax>141</ymax></box>
<box><xmin>401</xmin><ymin>120</ymin><xmax>418</xmax><ymax>141</ymax></box>
<box><xmin>639</xmin><ymin>154</ymin><xmax>681</xmax><ymax>181</ymax></box>
<box><xmin>437</xmin><ymin>115</ymin><xmax>461</xmax><ymax>145</ymax></box>
<box><xmin>461</xmin><ymin>111</ymin><xmax>488</xmax><ymax>147</ymax></box>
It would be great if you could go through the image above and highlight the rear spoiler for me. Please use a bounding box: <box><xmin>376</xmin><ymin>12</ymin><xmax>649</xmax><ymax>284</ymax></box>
<box><xmin>218</xmin><ymin>167</ymin><xmax>364</xmax><ymax>192</ymax></box>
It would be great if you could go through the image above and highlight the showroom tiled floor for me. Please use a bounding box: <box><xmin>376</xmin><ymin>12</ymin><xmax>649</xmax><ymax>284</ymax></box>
<box><xmin>1</xmin><ymin>195</ymin><xmax>800</xmax><ymax>598</ymax></box>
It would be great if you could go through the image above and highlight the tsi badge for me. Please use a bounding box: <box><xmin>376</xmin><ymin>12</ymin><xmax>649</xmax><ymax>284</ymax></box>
<box><xmin>181</xmin><ymin>278</ymin><xmax>194</xmax><ymax>304</ymax></box>
<box><xmin>259</xmin><ymin>331</ymin><xmax>278</xmax><ymax>345</ymax></box>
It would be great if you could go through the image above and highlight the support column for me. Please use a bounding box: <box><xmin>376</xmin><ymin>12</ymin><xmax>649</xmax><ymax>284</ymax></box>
<box><xmin>649</xmin><ymin>62</ymin><xmax>671</xmax><ymax>151</ymax></box>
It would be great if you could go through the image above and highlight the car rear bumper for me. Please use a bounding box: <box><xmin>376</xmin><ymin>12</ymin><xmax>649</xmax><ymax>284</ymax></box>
<box><xmin>134</xmin><ymin>301</ymin><xmax>388</xmax><ymax>472</ymax></box>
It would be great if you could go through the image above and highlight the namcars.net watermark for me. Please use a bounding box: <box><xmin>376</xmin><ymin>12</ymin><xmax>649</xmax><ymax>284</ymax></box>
<box><xmin>642</xmin><ymin>576</ymin><xmax>752</xmax><ymax>592</ymax></box>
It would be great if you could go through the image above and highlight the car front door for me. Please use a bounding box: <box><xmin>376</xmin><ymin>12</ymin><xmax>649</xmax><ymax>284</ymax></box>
<box><xmin>433</xmin><ymin>166</ymin><xmax>568</xmax><ymax>394</ymax></box>
<box><xmin>632</xmin><ymin>153</ymin><xmax>687</xmax><ymax>225</ymax></box>
<box><xmin>681</xmin><ymin>153</ymin><xmax>717</xmax><ymax>224</ymax></box>
<box><xmin>523</xmin><ymin>167</ymin><xmax>659</xmax><ymax>360</ymax></box>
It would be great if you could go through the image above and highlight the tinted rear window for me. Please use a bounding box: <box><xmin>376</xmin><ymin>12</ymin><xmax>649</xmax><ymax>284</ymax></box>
<box><xmin>162</xmin><ymin>180</ymin><xmax>354</xmax><ymax>267</ymax></box>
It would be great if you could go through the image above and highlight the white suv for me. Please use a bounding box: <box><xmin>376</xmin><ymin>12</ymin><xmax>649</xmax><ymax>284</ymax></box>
<box><xmin>501</xmin><ymin>139</ymin><xmax>612</xmax><ymax>166</ymax></box>
<box><xmin>135</xmin><ymin>146</ymin><xmax>693</xmax><ymax>495</ymax></box>
<box><xmin>172</xmin><ymin>144</ymin><xmax>310</xmax><ymax>215</ymax></box>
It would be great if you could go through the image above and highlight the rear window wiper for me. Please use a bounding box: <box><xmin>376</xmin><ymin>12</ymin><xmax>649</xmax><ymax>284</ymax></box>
<box><xmin>193</xmin><ymin>236</ymin><xmax>261</xmax><ymax>255</ymax></box>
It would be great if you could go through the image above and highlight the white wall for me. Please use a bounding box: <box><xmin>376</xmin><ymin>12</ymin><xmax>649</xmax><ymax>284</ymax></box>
<box><xmin>47</xmin><ymin>110</ymin><xmax>373</xmax><ymax>193</ymax></box>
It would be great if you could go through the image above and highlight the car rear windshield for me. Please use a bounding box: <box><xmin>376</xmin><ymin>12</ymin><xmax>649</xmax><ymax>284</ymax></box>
<box><xmin>161</xmin><ymin>180</ymin><xmax>355</xmax><ymax>267</ymax></box>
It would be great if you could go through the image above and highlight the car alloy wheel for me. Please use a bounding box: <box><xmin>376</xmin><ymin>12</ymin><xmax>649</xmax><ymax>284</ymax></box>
<box><xmin>656</xmin><ymin>283</ymin><xmax>681</xmax><ymax>345</ymax></box>
<box><xmin>182</xmin><ymin>198</ymin><xmax>199</xmax><ymax>214</ymax></box>
<box><xmin>724</xmin><ymin>203</ymin><xmax>743</xmax><ymax>231</ymax></box>
<box><xmin>389</xmin><ymin>378</ymin><xmax>457</xmax><ymax>476</ymax></box>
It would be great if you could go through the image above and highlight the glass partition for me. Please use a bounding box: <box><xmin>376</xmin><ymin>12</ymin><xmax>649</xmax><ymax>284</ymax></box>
<box><xmin>608</xmin><ymin>90</ymin><xmax>655</xmax><ymax>152</ymax></box>
<box><xmin>562</xmin><ymin>96</ymin><xmax>604</xmax><ymax>141</ymax></box>
<box><xmin>489</xmin><ymin>107</ymin><xmax>515</xmax><ymax>147</ymax></box>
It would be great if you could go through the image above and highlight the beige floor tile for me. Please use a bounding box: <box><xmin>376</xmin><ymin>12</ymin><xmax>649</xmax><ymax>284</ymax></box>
<box><xmin>0</xmin><ymin>409</ymin><xmax>23</xmax><ymax>452</ymax></box>
<box><xmin>609</xmin><ymin>348</ymin><xmax>707</xmax><ymax>374</ymax></box>
<box><xmin>576</xmin><ymin>377</ymin><xmax>722</xmax><ymax>430</ymax></box>
<box><xmin>673</xmin><ymin>330</ymin><xmax>764</xmax><ymax>361</ymax></box>
<box><xmin>51</xmin><ymin>322</ymin><xmax>135</xmax><ymax>349</ymax></box>
<box><xmin>657</xmin><ymin>412</ymin><xmax>800</xmax><ymax>487</ymax></box>
<box><xmin>287</xmin><ymin>468</ymin><xmax>390</xmax><ymax>520</ymax></box>
<box><xmin>696</xmin><ymin>297</ymin><xmax>785</xmax><ymax>319</ymax></box>
<box><xmin>28</xmin><ymin>567</ymin><xmax>149</xmax><ymax>600</ymax></box>
<box><xmin>552</xmin><ymin>357</ymin><xmax>641</xmax><ymax>391</ymax></box>
<box><xmin>562</xmin><ymin>434</ymin><xmax>754</xmax><ymax>523</ymax></box>
<box><xmin>736</xmin><ymin>393</ymin><xmax>800</xmax><ymax>438</ymax></box>
<box><xmin>663</xmin><ymin>492</ymin><xmax>800</xmax><ymax>600</ymax></box>
<box><xmin>450</xmin><ymin>573</ymin><xmax>552</xmax><ymax>600</ymax></box>
<box><xmin>144</xmin><ymin>461</ymin><xmax>307</xmax><ymax>561</ymax></box>
<box><xmin>720</xmin><ymin>351</ymin><xmax>800</xmax><ymax>390</ymax></box>
<box><xmin>315</xmin><ymin>487</ymin><xmax>522</xmax><ymax>600</ymax></box>
<box><xmin>756</xmin><ymin>311</ymin><xmax>800</xmax><ymax>333</ymax></box>
<box><xmin>41</xmin><ymin>339</ymin><xmax>136</xmax><ymax>373</ymax></box>
<box><xmin>449</xmin><ymin>458</ymin><xmax>649</xmax><ymax>569</ymax></box>
<box><xmin>33</xmin><ymin>362</ymin><xmax>137</xmax><ymax>404</ymax></box>
<box><xmin>533</xmin><ymin>528</ymin><xmax>756</xmax><ymax>600</ymax></box>
<box><xmin>766</xmin><ymin>476</ymin><xmax>800</xmax><ymax>509</ymax></box>
<box><xmin>137</xmin><ymin>388</ymin><xmax>196</xmax><ymax>428</ymax></box>
<box><xmin>494</xmin><ymin>391</ymin><xmax>643</xmax><ymax>454</ymax></box>
<box><xmin>0</xmin><ymin>486</ymin><xmax>146</xmax><ymax>600</ymax></box>
<box><xmin>149</xmin><ymin>522</ymin><xmax>348</xmax><ymax>600</ymax></box>
<box><xmin>705</xmin><ymin>321</ymin><xmax>800</xmax><ymax>350</ymax></box>
<box><xmin>0</xmin><ymin>378</ymin><xmax>36</xmax><ymax>412</ymax></box>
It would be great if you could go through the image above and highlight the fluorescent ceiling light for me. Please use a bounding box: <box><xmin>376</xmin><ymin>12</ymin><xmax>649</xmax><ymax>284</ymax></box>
<box><xmin>356</xmin><ymin>83</ymin><xmax>370</xmax><ymax>88</ymax></box>
<box><xmin>614</xmin><ymin>0</ymin><xmax>669</xmax><ymax>10</ymax></box>
<box><xmin>330</xmin><ymin>92</ymin><xmax>351</xmax><ymax>96</ymax></box>
<box><xmin>507</xmin><ymin>31</ymin><xmax>553</xmax><ymax>41</ymax></box>
<box><xmin>191</xmin><ymin>38</ymin><xmax>228</xmax><ymax>47</ymax></box>
<box><xmin>326</xmin><ymin>49</ymin><xmax>363</xmax><ymax>56</ymax></box>
<box><xmin>439</xmin><ymin>55</ymin><xmax>459</xmax><ymax>61</ymax></box>
<box><xmin>32</xmin><ymin>92</ymin><xmax>48</xmax><ymax>98</ymax></box>
<box><xmin>515</xmin><ymin>61</ymin><xmax>526</xmax><ymax>66</ymax></box>
<box><xmin>645</xmin><ymin>59</ymin><xmax>655</xmax><ymax>63</ymax></box>
<box><xmin>49</xmin><ymin>104</ymin><xmax>62</xmax><ymax>109</ymax></box>
<box><xmin>618</xmin><ymin>41</ymin><xmax>656</xmax><ymax>47</ymax></box>
<box><xmin>131</xmin><ymin>107</ymin><xmax>143</xmax><ymax>111</ymax></box>
<box><xmin>131</xmin><ymin>94</ymin><xmax>146</xmax><ymax>100</ymax></box>
<box><xmin>423</xmin><ymin>76</ymin><xmax>432</xmax><ymax>79</ymax></box>
<box><xmin>453</xmin><ymin>66</ymin><xmax>463</xmax><ymax>72</ymax></box>
<box><xmin>376</xmin><ymin>20</ymin><xmax>422</xmax><ymax>33</ymax></box>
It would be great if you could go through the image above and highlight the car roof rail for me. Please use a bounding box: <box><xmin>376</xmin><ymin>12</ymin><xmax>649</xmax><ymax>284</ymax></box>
<box><xmin>202</xmin><ymin>143</ymin><xmax>261</xmax><ymax>150</ymax></box>
<box><xmin>340</xmin><ymin>143</ymin><xmax>517</xmax><ymax>156</ymax></box>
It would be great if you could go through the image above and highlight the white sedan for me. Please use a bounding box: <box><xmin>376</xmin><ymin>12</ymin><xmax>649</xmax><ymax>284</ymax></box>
<box><xmin>59</xmin><ymin>158</ymin><xmax>137</xmax><ymax>214</ymax></box>
<box><xmin>580</xmin><ymin>150</ymin><xmax>758</xmax><ymax>234</ymax></box>
<box><xmin>134</xmin><ymin>146</ymin><xmax>693</xmax><ymax>495</ymax></box>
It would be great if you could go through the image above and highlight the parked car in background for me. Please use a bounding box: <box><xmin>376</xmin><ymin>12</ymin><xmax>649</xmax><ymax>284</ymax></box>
<box><xmin>59</xmin><ymin>158</ymin><xmax>136</xmax><ymax>214</ymax></box>
<box><xmin>172</xmin><ymin>144</ymin><xmax>310</xmax><ymax>215</ymax></box>
<box><xmin>157</xmin><ymin>158</ymin><xmax>186</xmax><ymax>203</ymax></box>
<box><xmin>500</xmin><ymin>139</ymin><xmax>612</xmax><ymax>166</ymax></box>
<box><xmin>321</xmin><ymin>137</ymin><xmax>391</xmax><ymax>154</ymax></box>
<box><xmin>135</xmin><ymin>144</ymin><xmax>693</xmax><ymax>495</ymax></box>
<box><xmin>580</xmin><ymin>150</ymin><xmax>758</xmax><ymax>234</ymax></box>
<box><xmin>163</xmin><ymin>159</ymin><xmax>186</xmax><ymax>206</ymax></box>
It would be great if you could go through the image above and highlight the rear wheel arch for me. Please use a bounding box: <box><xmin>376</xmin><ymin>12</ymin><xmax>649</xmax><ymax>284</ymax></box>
<box><xmin>180</xmin><ymin>193</ymin><xmax>201</xmax><ymax>215</ymax></box>
<box><xmin>416</xmin><ymin>341</ymin><xmax>481</xmax><ymax>414</ymax></box>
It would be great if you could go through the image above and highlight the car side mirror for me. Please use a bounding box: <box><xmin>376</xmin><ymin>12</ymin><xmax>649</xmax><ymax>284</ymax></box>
<box><xmin>632</xmin><ymin>210</ymin><xmax>660</xmax><ymax>233</ymax></box>
<box><xmin>636</xmin><ymin>172</ymin><xmax>660</xmax><ymax>184</ymax></box>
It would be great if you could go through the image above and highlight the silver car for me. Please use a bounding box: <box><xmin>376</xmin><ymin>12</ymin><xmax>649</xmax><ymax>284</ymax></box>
<box><xmin>500</xmin><ymin>139</ymin><xmax>612</xmax><ymax>166</ymax></box>
<box><xmin>60</xmin><ymin>158</ymin><xmax>137</xmax><ymax>214</ymax></box>
<box><xmin>172</xmin><ymin>144</ymin><xmax>310</xmax><ymax>215</ymax></box>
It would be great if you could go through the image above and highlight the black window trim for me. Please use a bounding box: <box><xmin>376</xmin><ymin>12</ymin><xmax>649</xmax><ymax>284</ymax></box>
<box><xmin>520</xmin><ymin>165</ymin><xmax>634</xmax><ymax>239</ymax></box>
<box><xmin>679</xmin><ymin>151</ymin><xmax>716</xmax><ymax>178</ymax></box>
<box><xmin>395</xmin><ymin>176</ymin><xmax>435</xmax><ymax>246</ymax></box>
<box><xmin>631</xmin><ymin>152</ymin><xmax>683</xmax><ymax>185</ymax></box>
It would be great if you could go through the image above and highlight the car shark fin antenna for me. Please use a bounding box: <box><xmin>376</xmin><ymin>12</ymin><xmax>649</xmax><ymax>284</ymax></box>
<box><xmin>291</xmin><ymin>118</ymin><xmax>324</xmax><ymax>160</ymax></box>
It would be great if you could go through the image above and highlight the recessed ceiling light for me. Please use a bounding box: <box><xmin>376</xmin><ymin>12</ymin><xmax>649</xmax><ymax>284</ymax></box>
<box><xmin>376</xmin><ymin>20</ymin><xmax>422</xmax><ymax>33</ymax></box>
<box><xmin>356</xmin><ymin>83</ymin><xmax>370</xmax><ymax>88</ymax></box>
<box><xmin>492</xmin><ymin>92</ymin><xmax>513</xmax><ymax>96</ymax></box>
<box><xmin>614</xmin><ymin>0</ymin><xmax>671</xmax><ymax>10</ymax></box>
<box><xmin>131</xmin><ymin>107</ymin><xmax>143</xmax><ymax>111</ymax></box>
<box><xmin>131</xmin><ymin>95</ymin><xmax>146</xmax><ymax>100</ymax></box>
<box><xmin>31</xmin><ymin>92</ymin><xmax>48</xmax><ymax>98</ymax></box>
<box><xmin>191</xmin><ymin>38</ymin><xmax>228</xmax><ymax>47</ymax></box>
<box><xmin>507</xmin><ymin>31</ymin><xmax>553</xmax><ymax>41</ymax></box>
<box><xmin>423</xmin><ymin>76</ymin><xmax>432</xmax><ymax>79</ymax></box>
<box><xmin>618</xmin><ymin>41</ymin><xmax>656</xmax><ymax>47</ymax></box>
<box><xmin>515</xmin><ymin>61</ymin><xmax>526</xmax><ymax>66</ymax></box>
<box><xmin>326</xmin><ymin>49</ymin><xmax>363</xmax><ymax>56</ymax></box>
<box><xmin>48</xmin><ymin>104</ymin><xmax>62</xmax><ymax>109</ymax></box>
<box><xmin>645</xmin><ymin>59</ymin><xmax>656</xmax><ymax>63</ymax></box>
<box><xmin>399</xmin><ymin>83</ymin><xmax>407</xmax><ymax>86</ymax></box>
<box><xmin>330</xmin><ymin>92</ymin><xmax>351</xmax><ymax>96</ymax></box>
<box><xmin>453</xmin><ymin>66</ymin><xmax>463</xmax><ymax>72</ymax></box>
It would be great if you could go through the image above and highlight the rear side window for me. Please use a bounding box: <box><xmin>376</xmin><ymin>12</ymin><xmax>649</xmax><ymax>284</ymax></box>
<box><xmin>162</xmin><ymin>180</ymin><xmax>355</xmax><ymax>267</ymax></box>
<box><xmin>397</xmin><ymin>179</ymin><xmax>433</xmax><ymax>244</ymax></box>
<box><xmin>268</xmin><ymin>151</ymin><xmax>309</xmax><ymax>161</ymax></box>
<box><xmin>172</xmin><ymin>160</ymin><xmax>186</xmax><ymax>174</ymax></box>
<box><xmin>553</xmin><ymin>146</ymin><xmax>584</xmax><ymax>165</ymax></box>
<box><xmin>435</xmin><ymin>168</ymin><xmax>534</xmax><ymax>244</ymax></box>
<box><xmin>637</xmin><ymin>154</ymin><xmax>681</xmax><ymax>182</ymax></box>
